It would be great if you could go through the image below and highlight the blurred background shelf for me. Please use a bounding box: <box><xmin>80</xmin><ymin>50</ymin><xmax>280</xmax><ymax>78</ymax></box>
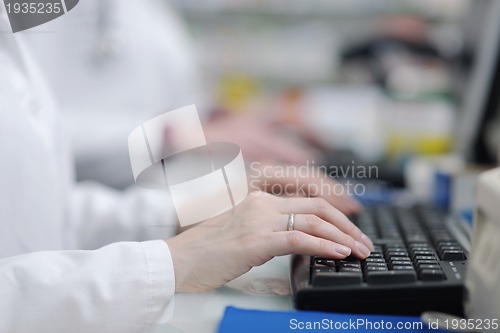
<box><xmin>171</xmin><ymin>0</ymin><xmax>468</xmax><ymax>88</ymax></box>
<box><xmin>172</xmin><ymin>0</ymin><xmax>468</xmax><ymax>21</ymax></box>
<box><xmin>165</xmin><ymin>0</ymin><xmax>492</xmax><ymax>174</ymax></box>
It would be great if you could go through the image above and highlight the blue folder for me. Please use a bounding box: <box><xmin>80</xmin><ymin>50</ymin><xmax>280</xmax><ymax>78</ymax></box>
<box><xmin>218</xmin><ymin>306</ymin><xmax>448</xmax><ymax>333</ymax></box>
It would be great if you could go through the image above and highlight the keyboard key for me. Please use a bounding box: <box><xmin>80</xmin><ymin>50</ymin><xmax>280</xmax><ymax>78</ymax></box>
<box><xmin>410</xmin><ymin>247</ymin><xmax>433</xmax><ymax>253</ymax></box>
<box><xmin>416</xmin><ymin>260</ymin><xmax>439</xmax><ymax>266</ymax></box>
<box><xmin>365</xmin><ymin>258</ymin><xmax>385</xmax><ymax>263</ymax></box>
<box><xmin>415</xmin><ymin>256</ymin><xmax>437</xmax><ymax>261</ymax></box>
<box><xmin>366</xmin><ymin>270</ymin><xmax>417</xmax><ymax>284</ymax></box>
<box><xmin>390</xmin><ymin>258</ymin><xmax>411</xmax><ymax>265</ymax></box>
<box><xmin>315</xmin><ymin>259</ymin><xmax>336</xmax><ymax>267</ymax></box>
<box><xmin>412</xmin><ymin>250</ymin><xmax>435</xmax><ymax>257</ymax></box>
<box><xmin>339</xmin><ymin>267</ymin><xmax>362</xmax><ymax>273</ymax></box>
<box><xmin>419</xmin><ymin>269</ymin><xmax>445</xmax><ymax>281</ymax></box>
<box><xmin>338</xmin><ymin>262</ymin><xmax>361</xmax><ymax>269</ymax></box>
<box><xmin>433</xmin><ymin>235</ymin><xmax>454</xmax><ymax>243</ymax></box>
<box><xmin>366</xmin><ymin>266</ymin><xmax>388</xmax><ymax>271</ymax></box>
<box><xmin>392</xmin><ymin>265</ymin><xmax>415</xmax><ymax>270</ymax></box>
<box><xmin>409</xmin><ymin>243</ymin><xmax>432</xmax><ymax>249</ymax></box>
<box><xmin>440</xmin><ymin>250</ymin><xmax>466</xmax><ymax>261</ymax></box>
<box><xmin>437</xmin><ymin>241</ymin><xmax>460</xmax><ymax>247</ymax></box>
<box><xmin>314</xmin><ymin>267</ymin><xmax>335</xmax><ymax>273</ymax></box>
<box><xmin>418</xmin><ymin>264</ymin><xmax>441</xmax><ymax>271</ymax></box>
<box><xmin>388</xmin><ymin>257</ymin><xmax>412</xmax><ymax>261</ymax></box>
<box><xmin>439</xmin><ymin>245</ymin><xmax>462</xmax><ymax>251</ymax></box>
<box><xmin>406</xmin><ymin>235</ymin><xmax>428</xmax><ymax>243</ymax></box>
<box><xmin>391</xmin><ymin>261</ymin><xmax>414</xmax><ymax>269</ymax></box>
<box><xmin>365</xmin><ymin>262</ymin><xmax>387</xmax><ymax>268</ymax></box>
<box><xmin>390</xmin><ymin>256</ymin><xmax>411</xmax><ymax>262</ymax></box>
<box><xmin>387</xmin><ymin>251</ymin><xmax>408</xmax><ymax>257</ymax></box>
<box><xmin>385</xmin><ymin>244</ymin><xmax>405</xmax><ymax>250</ymax></box>
<box><xmin>311</xmin><ymin>272</ymin><xmax>363</xmax><ymax>286</ymax></box>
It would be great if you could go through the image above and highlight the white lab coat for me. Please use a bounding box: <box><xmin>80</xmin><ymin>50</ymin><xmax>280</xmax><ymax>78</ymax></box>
<box><xmin>0</xmin><ymin>10</ymin><xmax>176</xmax><ymax>333</ymax></box>
<box><xmin>24</xmin><ymin>0</ymin><xmax>209</xmax><ymax>189</ymax></box>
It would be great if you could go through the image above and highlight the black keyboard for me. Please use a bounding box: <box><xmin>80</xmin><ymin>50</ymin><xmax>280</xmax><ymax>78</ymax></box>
<box><xmin>290</xmin><ymin>205</ymin><xmax>468</xmax><ymax>316</ymax></box>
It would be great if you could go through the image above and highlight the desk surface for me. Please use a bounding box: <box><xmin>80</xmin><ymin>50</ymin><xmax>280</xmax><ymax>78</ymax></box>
<box><xmin>151</xmin><ymin>256</ymin><xmax>292</xmax><ymax>333</ymax></box>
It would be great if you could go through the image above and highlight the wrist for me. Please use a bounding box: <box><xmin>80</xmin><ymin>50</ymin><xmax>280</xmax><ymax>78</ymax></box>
<box><xmin>165</xmin><ymin>238</ymin><xmax>194</xmax><ymax>293</ymax></box>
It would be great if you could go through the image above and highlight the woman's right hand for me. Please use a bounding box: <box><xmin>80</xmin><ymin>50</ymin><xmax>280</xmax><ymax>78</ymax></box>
<box><xmin>166</xmin><ymin>191</ymin><xmax>373</xmax><ymax>293</ymax></box>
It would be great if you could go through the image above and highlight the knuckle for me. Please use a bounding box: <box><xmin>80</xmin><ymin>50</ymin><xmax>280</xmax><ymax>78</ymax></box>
<box><xmin>343</xmin><ymin>220</ymin><xmax>363</xmax><ymax>239</ymax></box>
<box><xmin>317</xmin><ymin>238</ymin><xmax>329</xmax><ymax>254</ymax></box>
<box><xmin>305</xmin><ymin>214</ymin><xmax>322</xmax><ymax>231</ymax></box>
<box><xmin>338</xmin><ymin>232</ymin><xmax>353</xmax><ymax>246</ymax></box>
<box><xmin>353</xmin><ymin>227</ymin><xmax>364</xmax><ymax>239</ymax></box>
<box><xmin>313</xmin><ymin>197</ymin><xmax>329</xmax><ymax>211</ymax></box>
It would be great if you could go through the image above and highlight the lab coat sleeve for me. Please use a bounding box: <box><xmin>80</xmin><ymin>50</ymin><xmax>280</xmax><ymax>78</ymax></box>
<box><xmin>67</xmin><ymin>181</ymin><xmax>179</xmax><ymax>250</ymax></box>
<box><xmin>0</xmin><ymin>240</ymin><xmax>174</xmax><ymax>333</ymax></box>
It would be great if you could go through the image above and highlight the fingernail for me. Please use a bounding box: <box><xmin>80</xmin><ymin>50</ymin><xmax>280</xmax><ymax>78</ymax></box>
<box><xmin>336</xmin><ymin>244</ymin><xmax>351</xmax><ymax>256</ymax></box>
<box><xmin>355</xmin><ymin>241</ymin><xmax>370</xmax><ymax>257</ymax></box>
<box><xmin>361</xmin><ymin>233</ymin><xmax>374</xmax><ymax>251</ymax></box>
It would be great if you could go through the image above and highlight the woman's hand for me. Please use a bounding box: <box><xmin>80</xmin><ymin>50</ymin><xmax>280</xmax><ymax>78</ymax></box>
<box><xmin>204</xmin><ymin>115</ymin><xmax>361</xmax><ymax>215</ymax></box>
<box><xmin>166</xmin><ymin>191</ymin><xmax>373</xmax><ymax>293</ymax></box>
<box><xmin>249</xmin><ymin>163</ymin><xmax>362</xmax><ymax>216</ymax></box>
<box><xmin>204</xmin><ymin>114</ymin><xmax>315</xmax><ymax>165</ymax></box>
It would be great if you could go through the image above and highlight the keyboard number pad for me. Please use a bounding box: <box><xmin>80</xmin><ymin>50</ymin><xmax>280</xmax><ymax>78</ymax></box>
<box><xmin>409</xmin><ymin>243</ymin><xmax>445</xmax><ymax>281</ymax></box>
<box><xmin>362</xmin><ymin>244</ymin><xmax>416</xmax><ymax>284</ymax></box>
<box><xmin>310</xmin><ymin>241</ymin><xmax>448</xmax><ymax>286</ymax></box>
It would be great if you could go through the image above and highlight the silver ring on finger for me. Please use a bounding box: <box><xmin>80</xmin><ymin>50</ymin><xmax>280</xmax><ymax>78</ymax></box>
<box><xmin>287</xmin><ymin>213</ymin><xmax>296</xmax><ymax>231</ymax></box>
